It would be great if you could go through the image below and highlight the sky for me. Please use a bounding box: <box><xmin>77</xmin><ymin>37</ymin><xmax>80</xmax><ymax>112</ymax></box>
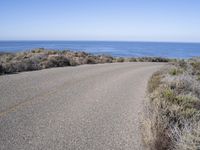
<box><xmin>0</xmin><ymin>0</ymin><xmax>200</xmax><ymax>42</ymax></box>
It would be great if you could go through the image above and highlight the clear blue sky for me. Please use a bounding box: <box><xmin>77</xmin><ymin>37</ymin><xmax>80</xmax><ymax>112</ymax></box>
<box><xmin>0</xmin><ymin>0</ymin><xmax>200</xmax><ymax>42</ymax></box>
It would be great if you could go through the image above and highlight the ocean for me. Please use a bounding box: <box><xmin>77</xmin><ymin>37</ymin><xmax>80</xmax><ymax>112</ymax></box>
<box><xmin>0</xmin><ymin>41</ymin><xmax>200</xmax><ymax>58</ymax></box>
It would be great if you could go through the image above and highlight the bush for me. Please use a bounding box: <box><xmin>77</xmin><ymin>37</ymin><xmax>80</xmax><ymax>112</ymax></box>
<box><xmin>0</xmin><ymin>63</ymin><xmax>4</xmax><ymax>74</ymax></box>
<box><xmin>116</xmin><ymin>57</ymin><xmax>125</xmax><ymax>62</ymax></box>
<box><xmin>191</xmin><ymin>61</ymin><xmax>200</xmax><ymax>71</ymax></box>
<box><xmin>31</xmin><ymin>48</ymin><xmax>45</xmax><ymax>53</ymax></box>
<box><xmin>44</xmin><ymin>56</ymin><xmax>70</xmax><ymax>68</ymax></box>
<box><xmin>98</xmin><ymin>55</ymin><xmax>113</xmax><ymax>63</ymax></box>
<box><xmin>85</xmin><ymin>56</ymin><xmax>97</xmax><ymax>64</ymax></box>
<box><xmin>128</xmin><ymin>58</ymin><xmax>137</xmax><ymax>62</ymax></box>
<box><xmin>137</xmin><ymin>57</ymin><xmax>170</xmax><ymax>62</ymax></box>
<box><xmin>142</xmin><ymin>60</ymin><xmax>200</xmax><ymax>150</ymax></box>
<box><xmin>177</xmin><ymin>60</ymin><xmax>187</xmax><ymax>70</ymax></box>
<box><xmin>0</xmin><ymin>48</ymin><xmax>176</xmax><ymax>75</ymax></box>
<box><xmin>2</xmin><ymin>63</ymin><xmax>17</xmax><ymax>74</ymax></box>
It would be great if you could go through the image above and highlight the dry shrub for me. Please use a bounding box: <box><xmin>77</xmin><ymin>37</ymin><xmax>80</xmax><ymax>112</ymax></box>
<box><xmin>116</xmin><ymin>57</ymin><xmax>125</xmax><ymax>62</ymax></box>
<box><xmin>45</xmin><ymin>56</ymin><xmax>70</xmax><ymax>68</ymax></box>
<box><xmin>141</xmin><ymin>97</ymin><xmax>173</xmax><ymax>150</ymax></box>
<box><xmin>0</xmin><ymin>63</ymin><xmax>4</xmax><ymax>74</ymax></box>
<box><xmin>128</xmin><ymin>58</ymin><xmax>137</xmax><ymax>62</ymax></box>
<box><xmin>0</xmin><ymin>49</ymin><xmax>114</xmax><ymax>74</ymax></box>
<box><xmin>137</xmin><ymin>57</ymin><xmax>170</xmax><ymax>62</ymax></box>
<box><xmin>191</xmin><ymin>61</ymin><xmax>200</xmax><ymax>71</ymax></box>
<box><xmin>85</xmin><ymin>56</ymin><xmax>97</xmax><ymax>64</ymax></box>
<box><xmin>170</xmin><ymin>120</ymin><xmax>200</xmax><ymax>150</ymax></box>
<box><xmin>98</xmin><ymin>55</ymin><xmax>113</xmax><ymax>63</ymax></box>
<box><xmin>142</xmin><ymin>59</ymin><xmax>200</xmax><ymax>150</ymax></box>
<box><xmin>0</xmin><ymin>49</ymin><xmax>174</xmax><ymax>75</ymax></box>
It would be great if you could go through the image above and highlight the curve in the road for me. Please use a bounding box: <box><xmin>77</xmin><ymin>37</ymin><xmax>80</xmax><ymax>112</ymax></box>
<box><xmin>0</xmin><ymin>62</ymin><xmax>165</xmax><ymax>150</ymax></box>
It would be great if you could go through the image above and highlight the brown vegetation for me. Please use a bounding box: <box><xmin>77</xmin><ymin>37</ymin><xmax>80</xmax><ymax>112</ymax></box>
<box><xmin>0</xmin><ymin>48</ymin><xmax>171</xmax><ymax>75</ymax></box>
<box><xmin>0</xmin><ymin>49</ymin><xmax>114</xmax><ymax>74</ymax></box>
<box><xmin>141</xmin><ymin>58</ymin><xmax>200</xmax><ymax>150</ymax></box>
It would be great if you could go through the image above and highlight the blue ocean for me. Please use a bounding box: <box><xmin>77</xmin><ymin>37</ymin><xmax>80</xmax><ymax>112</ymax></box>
<box><xmin>0</xmin><ymin>41</ymin><xmax>200</xmax><ymax>58</ymax></box>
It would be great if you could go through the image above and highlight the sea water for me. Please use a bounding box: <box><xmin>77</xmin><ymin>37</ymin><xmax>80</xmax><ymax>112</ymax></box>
<box><xmin>0</xmin><ymin>41</ymin><xmax>200</xmax><ymax>58</ymax></box>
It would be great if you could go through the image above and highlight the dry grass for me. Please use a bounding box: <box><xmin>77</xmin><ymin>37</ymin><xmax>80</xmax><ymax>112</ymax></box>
<box><xmin>172</xmin><ymin>121</ymin><xmax>200</xmax><ymax>150</ymax></box>
<box><xmin>147</xmin><ymin>71</ymin><xmax>163</xmax><ymax>93</ymax></box>
<box><xmin>141</xmin><ymin>58</ymin><xmax>200</xmax><ymax>150</ymax></box>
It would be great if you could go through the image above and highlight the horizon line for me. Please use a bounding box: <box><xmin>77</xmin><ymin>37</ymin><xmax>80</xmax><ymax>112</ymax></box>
<box><xmin>0</xmin><ymin>40</ymin><xmax>200</xmax><ymax>44</ymax></box>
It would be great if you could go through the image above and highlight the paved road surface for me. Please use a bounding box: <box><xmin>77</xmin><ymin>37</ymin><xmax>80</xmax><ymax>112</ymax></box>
<box><xmin>0</xmin><ymin>62</ymin><xmax>164</xmax><ymax>150</ymax></box>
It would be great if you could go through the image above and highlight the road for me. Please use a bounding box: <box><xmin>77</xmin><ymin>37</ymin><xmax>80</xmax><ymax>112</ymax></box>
<box><xmin>0</xmin><ymin>62</ymin><xmax>164</xmax><ymax>150</ymax></box>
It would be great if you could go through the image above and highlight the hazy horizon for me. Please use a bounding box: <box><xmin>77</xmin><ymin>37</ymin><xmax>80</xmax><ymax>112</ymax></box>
<box><xmin>0</xmin><ymin>39</ymin><xmax>200</xmax><ymax>44</ymax></box>
<box><xmin>1</xmin><ymin>0</ymin><xmax>200</xmax><ymax>42</ymax></box>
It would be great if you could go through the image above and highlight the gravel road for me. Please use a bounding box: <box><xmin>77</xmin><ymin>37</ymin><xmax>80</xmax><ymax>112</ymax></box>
<box><xmin>0</xmin><ymin>62</ymin><xmax>164</xmax><ymax>150</ymax></box>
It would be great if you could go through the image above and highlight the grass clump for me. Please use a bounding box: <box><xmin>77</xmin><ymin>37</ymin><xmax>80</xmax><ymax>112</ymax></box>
<box><xmin>169</xmin><ymin>68</ymin><xmax>183</xmax><ymax>76</ymax></box>
<box><xmin>161</xmin><ymin>88</ymin><xmax>176</xmax><ymax>103</ymax></box>
<box><xmin>148</xmin><ymin>71</ymin><xmax>162</xmax><ymax>93</ymax></box>
<box><xmin>197</xmin><ymin>75</ymin><xmax>200</xmax><ymax>81</ymax></box>
<box><xmin>190</xmin><ymin>61</ymin><xmax>200</xmax><ymax>71</ymax></box>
